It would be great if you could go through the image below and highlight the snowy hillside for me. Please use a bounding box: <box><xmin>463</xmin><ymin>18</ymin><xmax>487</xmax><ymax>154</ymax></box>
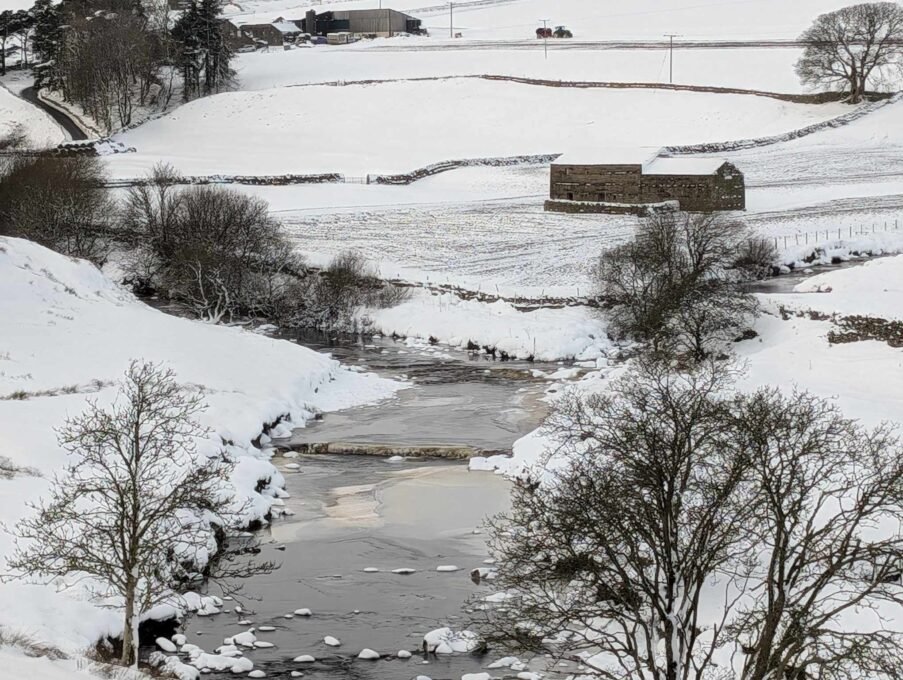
<box><xmin>0</xmin><ymin>84</ymin><xmax>65</xmax><ymax>147</ymax></box>
<box><xmin>108</xmin><ymin>79</ymin><xmax>850</xmax><ymax>178</ymax></box>
<box><xmin>0</xmin><ymin>237</ymin><xmax>400</xmax><ymax>655</ymax></box>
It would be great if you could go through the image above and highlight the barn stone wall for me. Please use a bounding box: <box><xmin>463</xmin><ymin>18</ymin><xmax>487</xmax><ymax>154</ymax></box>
<box><xmin>549</xmin><ymin>164</ymin><xmax>643</xmax><ymax>203</ymax></box>
<box><xmin>548</xmin><ymin>161</ymin><xmax>745</xmax><ymax>212</ymax></box>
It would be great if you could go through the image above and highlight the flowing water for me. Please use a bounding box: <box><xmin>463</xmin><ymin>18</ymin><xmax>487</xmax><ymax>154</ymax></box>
<box><xmin>179</xmin><ymin>333</ymin><xmax>566</xmax><ymax>680</ymax></box>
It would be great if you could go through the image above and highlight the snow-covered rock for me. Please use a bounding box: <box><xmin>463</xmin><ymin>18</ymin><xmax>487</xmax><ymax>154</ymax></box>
<box><xmin>422</xmin><ymin>628</ymin><xmax>483</xmax><ymax>654</ymax></box>
<box><xmin>190</xmin><ymin>653</ymin><xmax>253</xmax><ymax>673</ymax></box>
<box><xmin>357</xmin><ymin>648</ymin><xmax>380</xmax><ymax>660</ymax></box>
<box><xmin>324</xmin><ymin>636</ymin><xmax>341</xmax><ymax>647</ymax></box>
<box><xmin>149</xmin><ymin>652</ymin><xmax>201</xmax><ymax>680</ymax></box>
<box><xmin>398</xmin><ymin>650</ymin><xmax>413</xmax><ymax>659</ymax></box>
<box><xmin>232</xmin><ymin>630</ymin><xmax>257</xmax><ymax>647</ymax></box>
<box><xmin>436</xmin><ymin>565</ymin><xmax>460</xmax><ymax>572</ymax></box>
<box><xmin>249</xmin><ymin>671</ymin><xmax>266</xmax><ymax>678</ymax></box>
<box><xmin>293</xmin><ymin>655</ymin><xmax>315</xmax><ymax>663</ymax></box>
<box><xmin>392</xmin><ymin>568</ymin><xmax>416</xmax><ymax>575</ymax></box>
<box><xmin>462</xmin><ymin>674</ymin><xmax>491</xmax><ymax>680</ymax></box>
<box><xmin>294</xmin><ymin>608</ymin><xmax>312</xmax><ymax>616</ymax></box>
<box><xmin>156</xmin><ymin>637</ymin><xmax>178</xmax><ymax>652</ymax></box>
<box><xmin>214</xmin><ymin>644</ymin><xmax>242</xmax><ymax>657</ymax></box>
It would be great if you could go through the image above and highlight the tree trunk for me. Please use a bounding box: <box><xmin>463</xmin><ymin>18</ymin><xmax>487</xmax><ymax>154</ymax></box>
<box><xmin>121</xmin><ymin>583</ymin><xmax>139</xmax><ymax>667</ymax></box>
<box><xmin>848</xmin><ymin>67</ymin><xmax>861</xmax><ymax>104</ymax></box>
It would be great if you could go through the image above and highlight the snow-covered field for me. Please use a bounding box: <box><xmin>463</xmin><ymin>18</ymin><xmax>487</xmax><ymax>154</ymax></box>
<box><xmin>107</xmin><ymin>79</ymin><xmax>851</xmax><ymax>177</ymax></box>
<box><xmin>0</xmin><ymin>237</ymin><xmax>400</xmax><ymax>663</ymax></box>
<box><xmin>231</xmin><ymin>0</ymin><xmax>856</xmax><ymax>41</ymax></box>
<box><xmin>234</xmin><ymin>46</ymin><xmax>813</xmax><ymax>94</ymax></box>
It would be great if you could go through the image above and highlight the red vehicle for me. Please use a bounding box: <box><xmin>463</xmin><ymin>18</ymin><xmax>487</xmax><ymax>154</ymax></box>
<box><xmin>535</xmin><ymin>27</ymin><xmax>552</xmax><ymax>38</ymax></box>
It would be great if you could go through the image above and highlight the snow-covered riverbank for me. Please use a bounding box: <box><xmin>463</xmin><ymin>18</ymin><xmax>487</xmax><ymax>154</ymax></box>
<box><xmin>471</xmin><ymin>256</ymin><xmax>903</xmax><ymax>477</ymax></box>
<box><xmin>0</xmin><ymin>237</ymin><xmax>402</xmax><ymax>668</ymax></box>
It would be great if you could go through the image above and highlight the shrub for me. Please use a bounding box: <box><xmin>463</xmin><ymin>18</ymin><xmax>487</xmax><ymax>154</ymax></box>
<box><xmin>593</xmin><ymin>211</ymin><xmax>760</xmax><ymax>361</ymax></box>
<box><xmin>0</xmin><ymin>153</ymin><xmax>113</xmax><ymax>264</ymax></box>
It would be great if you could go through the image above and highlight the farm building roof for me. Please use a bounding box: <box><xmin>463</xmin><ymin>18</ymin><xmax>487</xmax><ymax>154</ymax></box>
<box><xmin>642</xmin><ymin>157</ymin><xmax>729</xmax><ymax>175</ymax></box>
<box><xmin>552</xmin><ymin>148</ymin><xmax>662</xmax><ymax>167</ymax></box>
<box><xmin>272</xmin><ymin>20</ymin><xmax>302</xmax><ymax>33</ymax></box>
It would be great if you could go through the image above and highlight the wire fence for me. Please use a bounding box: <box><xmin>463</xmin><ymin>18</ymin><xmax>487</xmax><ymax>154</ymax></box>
<box><xmin>772</xmin><ymin>217</ymin><xmax>902</xmax><ymax>250</ymax></box>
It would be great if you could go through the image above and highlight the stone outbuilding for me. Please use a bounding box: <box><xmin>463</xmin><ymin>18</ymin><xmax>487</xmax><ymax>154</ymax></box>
<box><xmin>546</xmin><ymin>148</ymin><xmax>745</xmax><ymax>214</ymax></box>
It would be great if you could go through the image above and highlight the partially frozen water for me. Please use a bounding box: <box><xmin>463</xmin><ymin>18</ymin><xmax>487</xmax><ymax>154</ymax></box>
<box><xmin>179</xmin><ymin>334</ymin><xmax>559</xmax><ymax>679</ymax></box>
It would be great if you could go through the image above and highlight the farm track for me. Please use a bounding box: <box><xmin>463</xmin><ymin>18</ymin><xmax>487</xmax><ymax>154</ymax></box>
<box><xmin>19</xmin><ymin>87</ymin><xmax>87</xmax><ymax>141</ymax></box>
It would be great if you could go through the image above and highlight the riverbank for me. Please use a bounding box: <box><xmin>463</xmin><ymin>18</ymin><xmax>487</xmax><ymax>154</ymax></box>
<box><xmin>0</xmin><ymin>237</ymin><xmax>402</xmax><ymax>664</ymax></box>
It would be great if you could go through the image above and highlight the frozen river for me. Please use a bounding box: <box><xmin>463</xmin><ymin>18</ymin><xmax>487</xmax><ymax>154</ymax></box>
<box><xmin>180</xmin><ymin>334</ymin><xmax>561</xmax><ymax>679</ymax></box>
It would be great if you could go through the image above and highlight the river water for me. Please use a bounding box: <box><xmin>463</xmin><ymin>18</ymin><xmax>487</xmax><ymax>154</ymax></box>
<box><xmin>181</xmin><ymin>334</ymin><xmax>563</xmax><ymax>680</ymax></box>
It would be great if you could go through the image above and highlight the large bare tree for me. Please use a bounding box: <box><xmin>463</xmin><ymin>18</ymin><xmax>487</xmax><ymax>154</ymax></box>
<box><xmin>481</xmin><ymin>360</ymin><xmax>755</xmax><ymax>680</ymax></box>
<box><xmin>483</xmin><ymin>365</ymin><xmax>903</xmax><ymax>680</ymax></box>
<box><xmin>796</xmin><ymin>2</ymin><xmax>903</xmax><ymax>103</ymax></box>
<box><xmin>7</xmin><ymin>361</ymin><xmax>248</xmax><ymax>667</ymax></box>
<box><xmin>731</xmin><ymin>388</ymin><xmax>903</xmax><ymax>680</ymax></box>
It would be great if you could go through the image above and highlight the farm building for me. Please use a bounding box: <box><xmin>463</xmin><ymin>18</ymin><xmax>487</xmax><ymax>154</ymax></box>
<box><xmin>299</xmin><ymin>8</ymin><xmax>424</xmax><ymax>37</ymax></box>
<box><xmin>221</xmin><ymin>18</ymin><xmax>303</xmax><ymax>49</ymax></box>
<box><xmin>546</xmin><ymin>148</ymin><xmax>745</xmax><ymax>214</ymax></box>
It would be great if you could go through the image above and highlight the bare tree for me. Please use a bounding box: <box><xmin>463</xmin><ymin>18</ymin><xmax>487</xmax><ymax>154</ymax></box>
<box><xmin>0</xmin><ymin>153</ymin><xmax>114</xmax><ymax>264</ymax></box>
<box><xmin>484</xmin><ymin>363</ymin><xmax>903</xmax><ymax>680</ymax></box>
<box><xmin>481</xmin><ymin>360</ymin><xmax>755</xmax><ymax>680</ymax></box>
<box><xmin>796</xmin><ymin>2</ymin><xmax>903</xmax><ymax>103</ymax></box>
<box><xmin>593</xmin><ymin>212</ymin><xmax>767</xmax><ymax>361</ymax></box>
<box><xmin>121</xmin><ymin>162</ymin><xmax>185</xmax><ymax>290</ymax></box>
<box><xmin>307</xmin><ymin>251</ymin><xmax>410</xmax><ymax>328</ymax></box>
<box><xmin>124</xmin><ymin>180</ymin><xmax>305</xmax><ymax>322</ymax></box>
<box><xmin>6</xmin><ymin>361</ymin><xmax>250</xmax><ymax>667</ymax></box>
<box><xmin>123</xmin><ymin>171</ymin><xmax>407</xmax><ymax>327</ymax></box>
<box><xmin>731</xmin><ymin>388</ymin><xmax>903</xmax><ymax>680</ymax></box>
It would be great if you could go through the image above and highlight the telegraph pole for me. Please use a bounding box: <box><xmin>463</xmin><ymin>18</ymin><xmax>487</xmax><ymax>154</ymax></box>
<box><xmin>664</xmin><ymin>33</ymin><xmax>682</xmax><ymax>84</ymax></box>
<box><xmin>449</xmin><ymin>2</ymin><xmax>453</xmax><ymax>38</ymax></box>
<box><xmin>539</xmin><ymin>18</ymin><xmax>549</xmax><ymax>59</ymax></box>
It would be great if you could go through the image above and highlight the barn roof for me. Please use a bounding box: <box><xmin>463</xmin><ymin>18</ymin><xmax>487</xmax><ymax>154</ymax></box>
<box><xmin>272</xmin><ymin>20</ymin><xmax>302</xmax><ymax>33</ymax></box>
<box><xmin>552</xmin><ymin>147</ymin><xmax>662</xmax><ymax>167</ymax></box>
<box><xmin>642</xmin><ymin>157</ymin><xmax>729</xmax><ymax>175</ymax></box>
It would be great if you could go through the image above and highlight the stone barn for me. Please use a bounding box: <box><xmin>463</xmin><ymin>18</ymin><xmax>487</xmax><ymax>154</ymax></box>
<box><xmin>546</xmin><ymin>148</ymin><xmax>745</xmax><ymax>214</ymax></box>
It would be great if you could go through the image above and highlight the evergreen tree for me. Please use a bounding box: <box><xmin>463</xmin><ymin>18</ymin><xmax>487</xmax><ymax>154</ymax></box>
<box><xmin>0</xmin><ymin>11</ymin><xmax>13</xmax><ymax>76</ymax></box>
<box><xmin>30</xmin><ymin>0</ymin><xmax>64</xmax><ymax>91</ymax></box>
<box><xmin>173</xmin><ymin>0</ymin><xmax>232</xmax><ymax>101</ymax></box>
<box><xmin>12</xmin><ymin>10</ymin><xmax>33</xmax><ymax>68</ymax></box>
